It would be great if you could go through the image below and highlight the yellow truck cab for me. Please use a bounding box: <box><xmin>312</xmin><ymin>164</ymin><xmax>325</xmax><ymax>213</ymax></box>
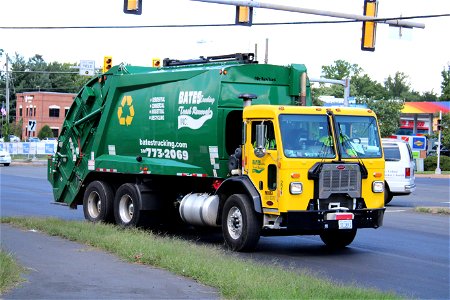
<box><xmin>236</xmin><ymin>105</ymin><xmax>385</xmax><ymax>249</ymax></box>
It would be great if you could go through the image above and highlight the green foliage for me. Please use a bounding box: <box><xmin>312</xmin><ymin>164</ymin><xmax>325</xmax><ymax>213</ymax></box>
<box><xmin>351</xmin><ymin>74</ymin><xmax>385</xmax><ymax>100</ymax></box>
<box><xmin>427</xmin><ymin>113</ymin><xmax>450</xmax><ymax>149</ymax></box>
<box><xmin>0</xmin><ymin>250</ymin><xmax>25</xmax><ymax>294</ymax></box>
<box><xmin>1</xmin><ymin>122</ymin><xmax>9</xmax><ymax>140</ymax></box>
<box><xmin>321</xmin><ymin>59</ymin><xmax>362</xmax><ymax>80</ymax></box>
<box><xmin>38</xmin><ymin>125</ymin><xmax>54</xmax><ymax>139</ymax></box>
<box><xmin>424</xmin><ymin>155</ymin><xmax>450</xmax><ymax>171</ymax></box>
<box><xmin>2</xmin><ymin>119</ymin><xmax>23</xmax><ymax>140</ymax></box>
<box><xmin>384</xmin><ymin>71</ymin><xmax>410</xmax><ymax>99</ymax></box>
<box><xmin>441</xmin><ymin>65</ymin><xmax>450</xmax><ymax>100</ymax></box>
<box><xmin>9</xmin><ymin>119</ymin><xmax>23</xmax><ymax>138</ymax></box>
<box><xmin>361</xmin><ymin>99</ymin><xmax>404</xmax><ymax>137</ymax></box>
<box><xmin>2</xmin><ymin>53</ymin><xmax>88</xmax><ymax>123</ymax></box>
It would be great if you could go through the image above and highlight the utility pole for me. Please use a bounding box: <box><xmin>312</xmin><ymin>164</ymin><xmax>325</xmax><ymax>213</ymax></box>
<box><xmin>435</xmin><ymin>110</ymin><xmax>442</xmax><ymax>175</ymax></box>
<box><xmin>264</xmin><ymin>38</ymin><xmax>269</xmax><ymax>64</ymax></box>
<box><xmin>5</xmin><ymin>53</ymin><xmax>10</xmax><ymax>124</ymax></box>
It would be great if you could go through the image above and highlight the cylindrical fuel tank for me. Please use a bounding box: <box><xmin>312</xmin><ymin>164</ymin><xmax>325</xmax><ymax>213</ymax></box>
<box><xmin>179</xmin><ymin>193</ymin><xmax>219</xmax><ymax>227</ymax></box>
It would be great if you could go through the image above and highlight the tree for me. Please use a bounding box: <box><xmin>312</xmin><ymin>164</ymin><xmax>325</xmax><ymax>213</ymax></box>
<box><xmin>321</xmin><ymin>60</ymin><xmax>362</xmax><ymax>80</ymax></box>
<box><xmin>420</xmin><ymin>91</ymin><xmax>438</xmax><ymax>101</ymax></box>
<box><xmin>5</xmin><ymin>52</ymin><xmax>88</xmax><ymax>124</ymax></box>
<box><xmin>361</xmin><ymin>99</ymin><xmax>404</xmax><ymax>137</ymax></box>
<box><xmin>428</xmin><ymin>113</ymin><xmax>450</xmax><ymax>149</ymax></box>
<box><xmin>384</xmin><ymin>71</ymin><xmax>410</xmax><ymax>99</ymax></box>
<box><xmin>38</xmin><ymin>125</ymin><xmax>54</xmax><ymax>139</ymax></box>
<box><xmin>313</xmin><ymin>60</ymin><xmax>364</xmax><ymax>103</ymax></box>
<box><xmin>351</xmin><ymin>74</ymin><xmax>385</xmax><ymax>100</ymax></box>
<box><xmin>441</xmin><ymin>65</ymin><xmax>450</xmax><ymax>100</ymax></box>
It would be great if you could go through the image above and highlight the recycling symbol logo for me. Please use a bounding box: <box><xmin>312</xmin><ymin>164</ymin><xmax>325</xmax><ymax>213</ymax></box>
<box><xmin>117</xmin><ymin>95</ymin><xmax>134</xmax><ymax>126</ymax></box>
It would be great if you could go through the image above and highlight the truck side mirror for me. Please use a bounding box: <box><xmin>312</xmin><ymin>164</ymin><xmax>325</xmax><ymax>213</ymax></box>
<box><xmin>254</xmin><ymin>124</ymin><xmax>267</xmax><ymax>158</ymax></box>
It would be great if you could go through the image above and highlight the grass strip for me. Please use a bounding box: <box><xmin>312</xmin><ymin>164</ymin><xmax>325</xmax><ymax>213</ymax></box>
<box><xmin>415</xmin><ymin>207</ymin><xmax>450</xmax><ymax>215</ymax></box>
<box><xmin>2</xmin><ymin>217</ymin><xmax>399</xmax><ymax>299</ymax></box>
<box><xmin>0</xmin><ymin>249</ymin><xmax>26</xmax><ymax>295</ymax></box>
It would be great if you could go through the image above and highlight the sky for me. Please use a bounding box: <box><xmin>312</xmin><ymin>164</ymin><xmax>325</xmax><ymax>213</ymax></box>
<box><xmin>1</xmin><ymin>0</ymin><xmax>449</xmax><ymax>96</ymax></box>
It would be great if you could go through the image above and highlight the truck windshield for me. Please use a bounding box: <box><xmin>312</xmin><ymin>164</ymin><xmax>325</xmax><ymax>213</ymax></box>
<box><xmin>279</xmin><ymin>114</ymin><xmax>335</xmax><ymax>158</ymax></box>
<box><xmin>335</xmin><ymin>115</ymin><xmax>382</xmax><ymax>158</ymax></box>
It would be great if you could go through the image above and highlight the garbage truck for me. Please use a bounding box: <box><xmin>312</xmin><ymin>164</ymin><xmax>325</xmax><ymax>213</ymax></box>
<box><xmin>48</xmin><ymin>53</ymin><xmax>385</xmax><ymax>251</ymax></box>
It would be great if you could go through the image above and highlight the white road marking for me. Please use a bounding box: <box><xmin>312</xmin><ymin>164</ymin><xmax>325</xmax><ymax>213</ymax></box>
<box><xmin>385</xmin><ymin>209</ymin><xmax>407</xmax><ymax>213</ymax></box>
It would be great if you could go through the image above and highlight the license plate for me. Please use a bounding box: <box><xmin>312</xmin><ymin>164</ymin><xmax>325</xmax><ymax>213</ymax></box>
<box><xmin>338</xmin><ymin>220</ymin><xmax>353</xmax><ymax>229</ymax></box>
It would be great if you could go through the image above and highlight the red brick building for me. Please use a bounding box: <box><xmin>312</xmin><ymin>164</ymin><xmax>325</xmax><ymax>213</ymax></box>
<box><xmin>15</xmin><ymin>92</ymin><xmax>76</xmax><ymax>139</ymax></box>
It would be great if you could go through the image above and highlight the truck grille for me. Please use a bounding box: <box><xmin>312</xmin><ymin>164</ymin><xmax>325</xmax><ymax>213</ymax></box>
<box><xmin>319</xmin><ymin>164</ymin><xmax>361</xmax><ymax>199</ymax></box>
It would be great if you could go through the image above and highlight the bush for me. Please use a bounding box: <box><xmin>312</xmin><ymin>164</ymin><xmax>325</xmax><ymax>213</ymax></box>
<box><xmin>424</xmin><ymin>155</ymin><xmax>450</xmax><ymax>171</ymax></box>
<box><xmin>38</xmin><ymin>125</ymin><xmax>54</xmax><ymax>139</ymax></box>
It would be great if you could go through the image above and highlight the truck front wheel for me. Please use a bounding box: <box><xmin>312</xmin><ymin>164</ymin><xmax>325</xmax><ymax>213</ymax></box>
<box><xmin>114</xmin><ymin>183</ymin><xmax>142</xmax><ymax>227</ymax></box>
<box><xmin>222</xmin><ymin>194</ymin><xmax>261</xmax><ymax>252</ymax></box>
<box><xmin>320</xmin><ymin>229</ymin><xmax>357</xmax><ymax>249</ymax></box>
<box><xmin>83</xmin><ymin>181</ymin><xmax>114</xmax><ymax>223</ymax></box>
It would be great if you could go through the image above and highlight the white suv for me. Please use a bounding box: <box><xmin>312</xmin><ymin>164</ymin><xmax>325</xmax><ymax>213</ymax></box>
<box><xmin>382</xmin><ymin>138</ymin><xmax>416</xmax><ymax>204</ymax></box>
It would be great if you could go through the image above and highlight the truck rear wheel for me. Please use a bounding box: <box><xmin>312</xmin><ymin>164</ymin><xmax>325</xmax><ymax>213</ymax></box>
<box><xmin>114</xmin><ymin>183</ymin><xmax>142</xmax><ymax>227</ymax></box>
<box><xmin>222</xmin><ymin>194</ymin><xmax>261</xmax><ymax>252</ymax></box>
<box><xmin>83</xmin><ymin>181</ymin><xmax>114</xmax><ymax>223</ymax></box>
<box><xmin>320</xmin><ymin>229</ymin><xmax>357</xmax><ymax>249</ymax></box>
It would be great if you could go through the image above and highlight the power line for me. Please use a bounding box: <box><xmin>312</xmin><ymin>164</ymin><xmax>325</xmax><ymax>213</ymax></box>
<box><xmin>1</xmin><ymin>70</ymin><xmax>80</xmax><ymax>74</ymax></box>
<box><xmin>0</xmin><ymin>14</ymin><xmax>448</xmax><ymax>29</ymax></box>
<box><xmin>10</xmin><ymin>70</ymin><xmax>80</xmax><ymax>74</ymax></box>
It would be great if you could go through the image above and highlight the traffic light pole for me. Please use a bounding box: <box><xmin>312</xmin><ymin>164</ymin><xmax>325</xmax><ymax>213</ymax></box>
<box><xmin>5</xmin><ymin>53</ymin><xmax>10</xmax><ymax>124</ymax></box>
<box><xmin>191</xmin><ymin>0</ymin><xmax>425</xmax><ymax>29</ymax></box>
<box><xmin>435</xmin><ymin>110</ymin><xmax>442</xmax><ymax>174</ymax></box>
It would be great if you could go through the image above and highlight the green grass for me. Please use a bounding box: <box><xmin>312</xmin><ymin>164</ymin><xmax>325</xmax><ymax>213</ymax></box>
<box><xmin>0</xmin><ymin>249</ymin><xmax>26</xmax><ymax>295</ymax></box>
<box><xmin>415</xmin><ymin>170</ymin><xmax>450</xmax><ymax>175</ymax></box>
<box><xmin>1</xmin><ymin>217</ymin><xmax>399</xmax><ymax>299</ymax></box>
<box><xmin>415</xmin><ymin>207</ymin><xmax>450</xmax><ymax>215</ymax></box>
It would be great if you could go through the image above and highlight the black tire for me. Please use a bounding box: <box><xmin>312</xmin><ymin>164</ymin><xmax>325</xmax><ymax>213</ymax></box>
<box><xmin>4</xmin><ymin>163</ymin><xmax>10</xmax><ymax>166</ymax></box>
<box><xmin>320</xmin><ymin>229</ymin><xmax>357</xmax><ymax>249</ymax></box>
<box><xmin>222</xmin><ymin>194</ymin><xmax>261</xmax><ymax>252</ymax></box>
<box><xmin>114</xmin><ymin>183</ymin><xmax>142</xmax><ymax>227</ymax></box>
<box><xmin>384</xmin><ymin>184</ymin><xmax>393</xmax><ymax>205</ymax></box>
<box><xmin>83</xmin><ymin>181</ymin><xmax>114</xmax><ymax>223</ymax></box>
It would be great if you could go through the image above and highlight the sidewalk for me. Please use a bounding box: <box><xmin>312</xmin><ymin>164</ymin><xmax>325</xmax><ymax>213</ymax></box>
<box><xmin>1</xmin><ymin>224</ymin><xmax>219</xmax><ymax>299</ymax></box>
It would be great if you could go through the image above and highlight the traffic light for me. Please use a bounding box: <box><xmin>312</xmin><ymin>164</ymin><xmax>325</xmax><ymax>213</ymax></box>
<box><xmin>152</xmin><ymin>58</ymin><xmax>161</xmax><ymax>68</ymax></box>
<box><xmin>103</xmin><ymin>56</ymin><xmax>112</xmax><ymax>73</ymax></box>
<box><xmin>437</xmin><ymin>119</ymin><xmax>442</xmax><ymax>131</ymax></box>
<box><xmin>235</xmin><ymin>6</ymin><xmax>253</xmax><ymax>26</ymax></box>
<box><xmin>361</xmin><ymin>0</ymin><xmax>378</xmax><ymax>51</ymax></box>
<box><xmin>123</xmin><ymin>0</ymin><xmax>142</xmax><ymax>15</ymax></box>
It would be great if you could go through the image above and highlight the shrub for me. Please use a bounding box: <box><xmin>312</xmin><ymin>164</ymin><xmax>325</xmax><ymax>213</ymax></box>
<box><xmin>38</xmin><ymin>125</ymin><xmax>54</xmax><ymax>139</ymax></box>
<box><xmin>424</xmin><ymin>155</ymin><xmax>450</xmax><ymax>171</ymax></box>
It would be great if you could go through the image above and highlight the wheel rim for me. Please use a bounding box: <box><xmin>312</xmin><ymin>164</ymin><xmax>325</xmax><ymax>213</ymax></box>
<box><xmin>119</xmin><ymin>194</ymin><xmax>134</xmax><ymax>223</ymax></box>
<box><xmin>227</xmin><ymin>206</ymin><xmax>243</xmax><ymax>240</ymax></box>
<box><xmin>87</xmin><ymin>191</ymin><xmax>101</xmax><ymax>218</ymax></box>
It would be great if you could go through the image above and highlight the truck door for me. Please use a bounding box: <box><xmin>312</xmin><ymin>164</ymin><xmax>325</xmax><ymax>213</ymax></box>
<box><xmin>247</xmin><ymin>120</ymin><xmax>279</xmax><ymax>211</ymax></box>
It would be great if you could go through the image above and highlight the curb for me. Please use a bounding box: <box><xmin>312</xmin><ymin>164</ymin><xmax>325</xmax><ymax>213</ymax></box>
<box><xmin>415</xmin><ymin>173</ymin><xmax>450</xmax><ymax>179</ymax></box>
<box><xmin>10</xmin><ymin>160</ymin><xmax>48</xmax><ymax>166</ymax></box>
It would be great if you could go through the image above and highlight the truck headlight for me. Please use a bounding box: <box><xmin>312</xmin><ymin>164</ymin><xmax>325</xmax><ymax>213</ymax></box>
<box><xmin>290</xmin><ymin>182</ymin><xmax>303</xmax><ymax>194</ymax></box>
<box><xmin>372</xmin><ymin>181</ymin><xmax>384</xmax><ymax>193</ymax></box>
